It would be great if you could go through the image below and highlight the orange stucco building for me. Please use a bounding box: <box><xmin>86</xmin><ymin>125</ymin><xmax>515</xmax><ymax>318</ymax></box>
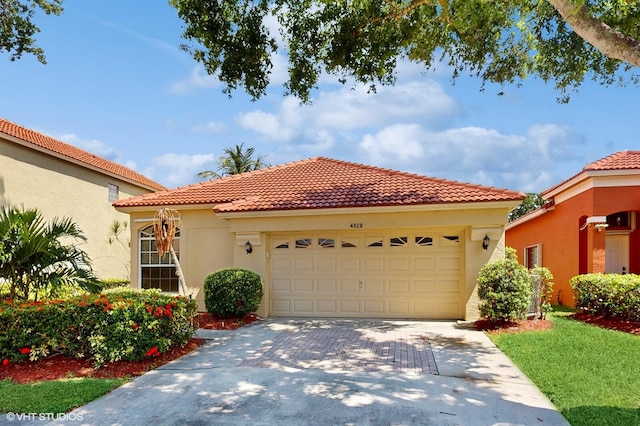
<box><xmin>506</xmin><ymin>151</ymin><xmax>640</xmax><ymax>307</ymax></box>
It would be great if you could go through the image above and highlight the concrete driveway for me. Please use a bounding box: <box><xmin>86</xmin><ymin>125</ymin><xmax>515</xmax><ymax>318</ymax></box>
<box><xmin>58</xmin><ymin>319</ymin><xmax>568</xmax><ymax>425</ymax></box>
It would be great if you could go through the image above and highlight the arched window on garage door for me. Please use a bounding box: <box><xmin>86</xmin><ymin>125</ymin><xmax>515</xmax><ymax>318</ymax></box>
<box><xmin>139</xmin><ymin>225</ymin><xmax>180</xmax><ymax>292</ymax></box>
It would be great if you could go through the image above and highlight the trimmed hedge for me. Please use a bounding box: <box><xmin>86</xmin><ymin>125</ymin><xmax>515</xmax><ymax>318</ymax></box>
<box><xmin>477</xmin><ymin>248</ymin><xmax>531</xmax><ymax>321</ymax></box>
<box><xmin>204</xmin><ymin>268</ymin><xmax>264</xmax><ymax>317</ymax></box>
<box><xmin>571</xmin><ymin>273</ymin><xmax>640</xmax><ymax>322</ymax></box>
<box><xmin>0</xmin><ymin>289</ymin><xmax>197</xmax><ymax>367</ymax></box>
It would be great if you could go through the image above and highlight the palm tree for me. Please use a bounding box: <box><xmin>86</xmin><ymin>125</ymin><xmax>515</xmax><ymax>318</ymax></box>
<box><xmin>198</xmin><ymin>143</ymin><xmax>269</xmax><ymax>180</ymax></box>
<box><xmin>0</xmin><ymin>206</ymin><xmax>99</xmax><ymax>301</ymax></box>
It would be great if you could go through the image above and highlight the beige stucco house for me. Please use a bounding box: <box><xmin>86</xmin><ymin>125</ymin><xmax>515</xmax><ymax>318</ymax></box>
<box><xmin>114</xmin><ymin>157</ymin><xmax>524</xmax><ymax>320</ymax></box>
<box><xmin>0</xmin><ymin>118</ymin><xmax>166</xmax><ymax>279</ymax></box>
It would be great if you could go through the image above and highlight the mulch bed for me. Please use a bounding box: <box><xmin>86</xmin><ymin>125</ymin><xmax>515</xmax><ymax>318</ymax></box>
<box><xmin>572</xmin><ymin>312</ymin><xmax>640</xmax><ymax>335</ymax></box>
<box><xmin>0</xmin><ymin>312</ymin><xmax>261</xmax><ymax>384</ymax></box>
<box><xmin>476</xmin><ymin>312</ymin><xmax>640</xmax><ymax>336</ymax></box>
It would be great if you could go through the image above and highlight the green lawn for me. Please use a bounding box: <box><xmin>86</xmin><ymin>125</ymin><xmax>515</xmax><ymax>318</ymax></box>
<box><xmin>490</xmin><ymin>312</ymin><xmax>640</xmax><ymax>426</ymax></box>
<box><xmin>0</xmin><ymin>377</ymin><xmax>127</xmax><ymax>414</ymax></box>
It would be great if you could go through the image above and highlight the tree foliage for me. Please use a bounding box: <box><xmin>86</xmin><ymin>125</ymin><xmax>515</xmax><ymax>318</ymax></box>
<box><xmin>198</xmin><ymin>142</ymin><xmax>269</xmax><ymax>179</ymax></box>
<box><xmin>508</xmin><ymin>193</ymin><xmax>545</xmax><ymax>222</ymax></box>
<box><xmin>0</xmin><ymin>0</ymin><xmax>63</xmax><ymax>64</ymax></box>
<box><xmin>0</xmin><ymin>205</ymin><xmax>98</xmax><ymax>301</ymax></box>
<box><xmin>170</xmin><ymin>0</ymin><xmax>639</xmax><ymax>102</ymax></box>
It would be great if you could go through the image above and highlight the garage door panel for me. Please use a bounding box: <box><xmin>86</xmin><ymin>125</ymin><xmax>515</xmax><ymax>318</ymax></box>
<box><xmin>318</xmin><ymin>257</ymin><xmax>338</xmax><ymax>271</ymax></box>
<box><xmin>294</xmin><ymin>258</ymin><xmax>314</xmax><ymax>271</ymax></box>
<box><xmin>388</xmin><ymin>300</ymin><xmax>410</xmax><ymax>314</ymax></box>
<box><xmin>365</xmin><ymin>279</ymin><xmax>384</xmax><ymax>292</ymax></box>
<box><xmin>388</xmin><ymin>258</ymin><xmax>410</xmax><ymax>271</ymax></box>
<box><xmin>414</xmin><ymin>279</ymin><xmax>436</xmax><ymax>293</ymax></box>
<box><xmin>270</xmin><ymin>230</ymin><xmax>463</xmax><ymax>319</ymax></box>
<box><xmin>340</xmin><ymin>258</ymin><xmax>360</xmax><ymax>271</ymax></box>
<box><xmin>439</xmin><ymin>256</ymin><xmax>461</xmax><ymax>270</ymax></box>
<box><xmin>340</xmin><ymin>279</ymin><xmax>361</xmax><ymax>292</ymax></box>
<box><xmin>271</xmin><ymin>300</ymin><xmax>290</xmax><ymax>314</ymax></box>
<box><xmin>272</xmin><ymin>279</ymin><xmax>291</xmax><ymax>292</ymax></box>
<box><xmin>389</xmin><ymin>279</ymin><xmax>410</xmax><ymax>292</ymax></box>
<box><xmin>294</xmin><ymin>279</ymin><xmax>313</xmax><ymax>291</ymax></box>
<box><xmin>414</xmin><ymin>257</ymin><xmax>435</xmax><ymax>270</ymax></box>
<box><xmin>316</xmin><ymin>300</ymin><xmax>337</xmax><ymax>314</ymax></box>
<box><xmin>364</xmin><ymin>258</ymin><xmax>384</xmax><ymax>271</ymax></box>
<box><xmin>317</xmin><ymin>279</ymin><xmax>336</xmax><ymax>292</ymax></box>
<box><xmin>363</xmin><ymin>300</ymin><xmax>385</xmax><ymax>314</ymax></box>
<box><xmin>436</xmin><ymin>279</ymin><xmax>461</xmax><ymax>293</ymax></box>
<box><xmin>271</xmin><ymin>258</ymin><xmax>291</xmax><ymax>271</ymax></box>
<box><xmin>339</xmin><ymin>300</ymin><xmax>360</xmax><ymax>314</ymax></box>
<box><xmin>293</xmin><ymin>300</ymin><xmax>314</xmax><ymax>313</ymax></box>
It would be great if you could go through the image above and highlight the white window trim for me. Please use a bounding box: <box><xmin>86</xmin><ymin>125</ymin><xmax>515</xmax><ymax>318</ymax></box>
<box><xmin>138</xmin><ymin>224</ymin><xmax>180</xmax><ymax>293</ymax></box>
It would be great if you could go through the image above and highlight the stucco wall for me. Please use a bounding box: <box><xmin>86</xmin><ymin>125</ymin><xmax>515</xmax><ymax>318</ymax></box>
<box><xmin>125</xmin><ymin>203</ymin><xmax>513</xmax><ymax>319</ymax></box>
<box><xmin>506</xmin><ymin>184</ymin><xmax>640</xmax><ymax>307</ymax></box>
<box><xmin>1</xmin><ymin>138</ymin><xmax>156</xmax><ymax>279</ymax></box>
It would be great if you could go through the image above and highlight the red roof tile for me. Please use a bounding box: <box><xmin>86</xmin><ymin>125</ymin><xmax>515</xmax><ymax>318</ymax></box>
<box><xmin>542</xmin><ymin>151</ymin><xmax>640</xmax><ymax>196</ymax></box>
<box><xmin>583</xmin><ymin>150</ymin><xmax>640</xmax><ymax>171</ymax></box>
<box><xmin>0</xmin><ymin>118</ymin><xmax>166</xmax><ymax>192</ymax></box>
<box><xmin>114</xmin><ymin>157</ymin><xmax>525</xmax><ymax>211</ymax></box>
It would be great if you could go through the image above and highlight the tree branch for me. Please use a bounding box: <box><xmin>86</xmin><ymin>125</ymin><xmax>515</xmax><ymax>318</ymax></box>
<box><xmin>547</xmin><ymin>0</ymin><xmax>640</xmax><ymax>67</ymax></box>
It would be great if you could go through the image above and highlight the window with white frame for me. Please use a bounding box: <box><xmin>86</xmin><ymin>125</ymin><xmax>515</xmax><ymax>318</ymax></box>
<box><xmin>139</xmin><ymin>225</ymin><xmax>180</xmax><ymax>292</ymax></box>
<box><xmin>108</xmin><ymin>184</ymin><xmax>119</xmax><ymax>203</ymax></box>
<box><xmin>524</xmin><ymin>244</ymin><xmax>542</xmax><ymax>269</ymax></box>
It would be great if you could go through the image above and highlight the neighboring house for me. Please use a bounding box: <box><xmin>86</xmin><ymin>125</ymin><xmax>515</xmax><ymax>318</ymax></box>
<box><xmin>506</xmin><ymin>151</ymin><xmax>640</xmax><ymax>307</ymax></box>
<box><xmin>0</xmin><ymin>118</ymin><xmax>166</xmax><ymax>279</ymax></box>
<box><xmin>114</xmin><ymin>157</ymin><xmax>524</xmax><ymax>320</ymax></box>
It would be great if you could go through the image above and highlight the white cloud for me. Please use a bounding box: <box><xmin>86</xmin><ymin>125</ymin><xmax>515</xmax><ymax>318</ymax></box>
<box><xmin>237</xmin><ymin>80</ymin><xmax>458</xmax><ymax>143</ymax></box>
<box><xmin>143</xmin><ymin>153</ymin><xmax>217</xmax><ymax>187</ymax></box>
<box><xmin>356</xmin><ymin>123</ymin><xmax>583</xmax><ymax>192</ymax></box>
<box><xmin>192</xmin><ymin>121</ymin><xmax>228</xmax><ymax>134</ymax></box>
<box><xmin>58</xmin><ymin>133</ymin><xmax>131</xmax><ymax>164</ymax></box>
<box><xmin>169</xmin><ymin>66</ymin><xmax>220</xmax><ymax>95</ymax></box>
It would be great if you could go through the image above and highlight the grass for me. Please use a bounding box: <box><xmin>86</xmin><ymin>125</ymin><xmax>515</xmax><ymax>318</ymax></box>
<box><xmin>0</xmin><ymin>377</ymin><xmax>127</xmax><ymax>414</ymax></box>
<box><xmin>490</xmin><ymin>312</ymin><xmax>640</xmax><ymax>426</ymax></box>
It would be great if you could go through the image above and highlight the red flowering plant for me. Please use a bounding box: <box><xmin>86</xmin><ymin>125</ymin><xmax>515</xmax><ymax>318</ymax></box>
<box><xmin>0</xmin><ymin>289</ymin><xmax>197</xmax><ymax>366</ymax></box>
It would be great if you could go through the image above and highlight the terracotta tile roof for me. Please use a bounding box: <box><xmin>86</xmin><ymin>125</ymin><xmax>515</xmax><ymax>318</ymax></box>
<box><xmin>583</xmin><ymin>150</ymin><xmax>640</xmax><ymax>171</ymax></box>
<box><xmin>114</xmin><ymin>157</ymin><xmax>525</xmax><ymax>211</ymax></box>
<box><xmin>542</xmin><ymin>151</ymin><xmax>640</xmax><ymax>196</ymax></box>
<box><xmin>0</xmin><ymin>118</ymin><xmax>166</xmax><ymax>192</ymax></box>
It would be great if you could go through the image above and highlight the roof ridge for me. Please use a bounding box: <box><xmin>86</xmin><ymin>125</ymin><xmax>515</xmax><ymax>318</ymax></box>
<box><xmin>542</xmin><ymin>150</ymin><xmax>640</xmax><ymax>196</ymax></box>
<box><xmin>0</xmin><ymin>117</ymin><xmax>166</xmax><ymax>191</ymax></box>
<box><xmin>315</xmin><ymin>156</ymin><xmax>521</xmax><ymax>195</ymax></box>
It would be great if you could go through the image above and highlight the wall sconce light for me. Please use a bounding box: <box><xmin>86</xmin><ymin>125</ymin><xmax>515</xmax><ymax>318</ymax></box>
<box><xmin>245</xmin><ymin>241</ymin><xmax>253</xmax><ymax>254</ymax></box>
<box><xmin>482</xmin><ymin>234</ymin><xmax>490</xmax><ymax>250</ymax></box>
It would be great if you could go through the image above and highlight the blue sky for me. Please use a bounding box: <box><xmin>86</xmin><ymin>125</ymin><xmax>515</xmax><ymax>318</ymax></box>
<box><xmin>1</xmin><ymin>0</ymin><xmax>638</xmax><ymax>193</ymax></box>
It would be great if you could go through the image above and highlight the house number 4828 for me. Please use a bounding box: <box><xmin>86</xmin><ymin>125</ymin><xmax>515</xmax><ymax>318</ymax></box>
<box><xmin>350</xmin><ymin>223</ymin><xmax>363</xmax><ymax>228</ymax></box>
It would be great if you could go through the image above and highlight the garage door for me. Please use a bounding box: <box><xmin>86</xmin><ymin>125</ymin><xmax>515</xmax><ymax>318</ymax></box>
<box><xmin>269</xmin><ymin>230</ymin><xmax>464</xmax><ymax>319</ymax></box>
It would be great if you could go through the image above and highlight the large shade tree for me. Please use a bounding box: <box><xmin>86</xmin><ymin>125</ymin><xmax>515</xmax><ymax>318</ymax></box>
<box><xmin>2</xmin><ymin>1</ymin><xmax>638</xmax><ymax>101</ymax></box>
<box><xmin>198</xmin><ymin>143</ymin><xmax>269</xmax><ymax>179</ymax></box>
<box><xmin>0</xmin><ymin>205</ymin><xmax>98</xmax><ymax>301</ymax></box>
<box><xmin>168</xmin><ymin>0</ymin><xmax>639</xmax><ymax>102</ymax></box>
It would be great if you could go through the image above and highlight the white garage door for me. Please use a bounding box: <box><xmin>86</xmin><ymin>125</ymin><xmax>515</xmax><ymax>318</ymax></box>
<box><xmin>269</xmin><ymin>230</ymin><xmax>464</xmax><ymax>319</ymax></box>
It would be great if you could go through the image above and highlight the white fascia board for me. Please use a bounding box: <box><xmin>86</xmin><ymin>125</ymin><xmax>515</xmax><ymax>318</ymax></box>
<box><xmin>215</xmin><ymin>200</ymin><xmax>520</xmax><ymax>219</ymax></box>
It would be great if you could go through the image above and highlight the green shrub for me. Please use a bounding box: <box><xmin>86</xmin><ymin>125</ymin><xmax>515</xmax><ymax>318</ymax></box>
<box><xmin>571</xmin><ymin>273</ymin><xmax>640</xmax><ymax>322</ymax></box>
<box><xmin>97</xmin><ymin>278</ymin><xmax>131</xmax><ymax>291</ymax></box>
<box><xmin>477</xmin><ymin>248</ymin><xmax>531</xmax><ymax>321</ymax></box>
<box><xmin>204</xmin><ymin>268</ymin><xmax>264</xmax><ymax>317</ymax></box>
<box><xmin>0</xmin><ymin>289</ymin><xmax>197</xmax><ymax>367</ymax></box>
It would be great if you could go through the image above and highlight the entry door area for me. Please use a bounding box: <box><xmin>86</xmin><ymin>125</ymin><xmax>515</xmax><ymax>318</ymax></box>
<box><xmin>606</xmin><ymin>234</ymin><xmax>630</xmax><ymax>274</ymax></box>
<box><xmin>268</xmin><ymin>230</ymin><xmax>464</xmax><ymax>319</ymax></box>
